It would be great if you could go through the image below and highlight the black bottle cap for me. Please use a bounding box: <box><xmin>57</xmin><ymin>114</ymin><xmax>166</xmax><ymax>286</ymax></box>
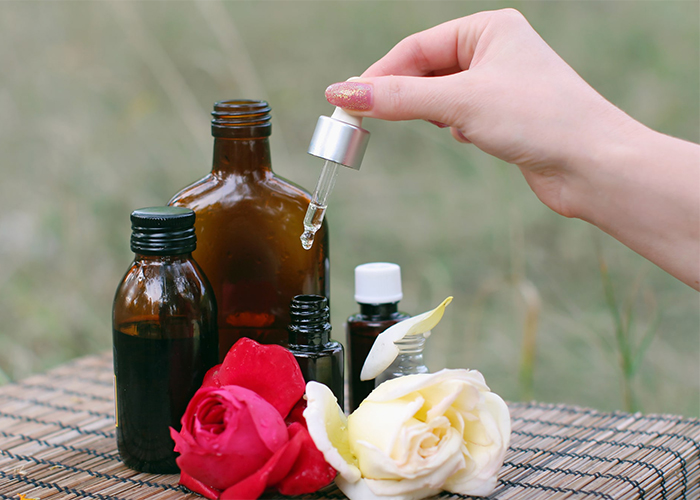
<box><xmin>130</xmin><ymin>206</ymin><xmax>196</xmax><ymax>255</ymax></box>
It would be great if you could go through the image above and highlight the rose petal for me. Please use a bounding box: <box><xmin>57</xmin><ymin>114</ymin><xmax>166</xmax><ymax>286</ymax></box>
<box><xmin>276</xmin><ymin>423</ymin><xmax>337</xmax><ymax>496</ymax></box>
<box><xmin>304</xmin><ymin>381</ymin><xmax>362</xmax><ymax>483</ymax></box>
<box><xmin>170</xmin><ymin>425</ymin><xmax>195</xmax><ymax>456</ymax></box>
<box><xmin>178</xmin><ymin>470</ymin><xmax>221</xmax><ymax>500</ymax></box>
<box><xmin>351</xmin><ymin>405</ymin><xmax>465</xmax><ymax>484</ymax></box>
<box><xmin>351</xmin><ymin>369</ymin><xmax>510</xmax><ymax>498</ymax></box>
<box><xmin>285</xmin><ymin>398</ymin><xmax>307</xmax><ymax>428</ymax></box>
<box><xmin>216</xmin><ymin>337</ymin><xmax>305</xmax><ymax>418</ymax></box>
<box><xmin>201</xmin><ymin>364</ymin><xmax>222</xmax><ymax>388</ymax></box>
<box><xmin>360</xmin><ymin>435</ymin><xmax>465</xmax><ymax>495</ymax></box>
<box><xmin>361</xmin><ymin>297</ymin><xmax>452</xmax><ymax>381</ymax></box>
<box><xmin>174</xmin><ymin>385</ymin><xmax>288</xmax><ymax>491</ymax></box>
<box><xmin>443</xmin><ymin>392</ymin><xmax>510</xmax><ymax>496</ymax></box>
<box><xmin>348</xmin><ymin>396</ymin><xmax>425</xmax><ymax>477</ymax></box>
<box><xmin>219</xmin><ymin>422</ymin><xmax>304</xmax><ymax>500</ymax></box>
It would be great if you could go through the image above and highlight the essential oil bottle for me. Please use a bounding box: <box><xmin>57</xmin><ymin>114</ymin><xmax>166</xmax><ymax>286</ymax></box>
<box><xmin>346</xmin><ymin>263</ymin><xmax>410</xmax><ymax>412</ymax></box>
<box><xmin>288</xmin><ymin>295</ymin><xmax>344</xmax><ymax>409</ymax></box>
<box><xmin>112</xmin><ymin>207</ymin><xmax>218</xmax><ymax>473</ymax></box>
<box><xmin>169</xmin><ymin>100</ymin><xmax>329</xmax><ymax>359</ymax></box>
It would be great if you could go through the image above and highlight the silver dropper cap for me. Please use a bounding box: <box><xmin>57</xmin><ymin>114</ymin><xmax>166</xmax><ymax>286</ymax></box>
<box><xmin>307</xmin><ymin>108</ymin><xmax>370</xmax><ymax>170</ymax></box>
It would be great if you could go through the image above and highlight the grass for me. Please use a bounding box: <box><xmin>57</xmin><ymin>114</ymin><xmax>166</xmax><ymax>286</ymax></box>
<box><xmin>595</xmin><ymin>233</ymin><xmax>661</xmax><ymax>413</ymax></box>
<box><xmin>0</xmin><ymin>1</ymin><xmax>697</xmax><ymax>417</ymax></box>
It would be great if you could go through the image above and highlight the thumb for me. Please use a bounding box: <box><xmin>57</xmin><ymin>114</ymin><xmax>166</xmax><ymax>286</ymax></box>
<box><xmin>325</xmin><ymin>75</ymin><xmax>464</xmax><ymax>124</ymax></box>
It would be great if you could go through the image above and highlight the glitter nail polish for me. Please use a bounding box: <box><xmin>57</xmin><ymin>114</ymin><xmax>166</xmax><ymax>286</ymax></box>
<box><xmin>325</xmin><ymin>82</ymin><xmax>373</xmax><ymax>111</ymax></box>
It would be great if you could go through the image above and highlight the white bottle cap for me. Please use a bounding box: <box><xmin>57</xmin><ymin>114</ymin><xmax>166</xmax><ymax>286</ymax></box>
<box><xmin>354</xmin><ymin>262</ymin><xmax>403</xmax><ymax>304</ymax></box>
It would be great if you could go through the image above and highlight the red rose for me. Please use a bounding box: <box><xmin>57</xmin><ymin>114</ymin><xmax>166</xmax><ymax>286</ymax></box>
<box><xmin>170</xmin><ymin>338</ymin><xmax>336</xmax><ymax>499</ymax></box>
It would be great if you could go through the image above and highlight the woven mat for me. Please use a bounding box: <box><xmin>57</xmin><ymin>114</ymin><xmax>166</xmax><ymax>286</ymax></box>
<box><xmin>0</xmin><ymin>354</ymin><xmax>697</xmax><ymax>500</ymax></box>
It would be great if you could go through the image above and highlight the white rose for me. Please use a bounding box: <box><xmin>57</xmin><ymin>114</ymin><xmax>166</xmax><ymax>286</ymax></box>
<box><xmin>304</xmin><ymin>369</ymin><xmax>511</xmax><ymax>500</ymax></box>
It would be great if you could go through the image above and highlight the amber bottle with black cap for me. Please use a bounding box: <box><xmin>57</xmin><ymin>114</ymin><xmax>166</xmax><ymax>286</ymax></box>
<box><xmin>170</xmin><ymin>100</ymin><xmax>329</xmax><ymax>359</ymax></box>
<box><xmin>112</xmin><ymin>206</ymin><xmax>218</xmax><ymax>473</ymax></box>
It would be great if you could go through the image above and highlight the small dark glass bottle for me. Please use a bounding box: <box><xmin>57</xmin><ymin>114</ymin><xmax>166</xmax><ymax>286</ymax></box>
<box><xmin>112</xmin><ymin>207</ymin><xmax>218</xmax><ymax>474</ymax></box>
<box><xmin>346</xmin><ymin>263</ymin><xmax>410</xmax><ymax>412</ymax></box>
<box><xmin>288</xmin><ymin>295</ymin><xmax>344</xmax><ymax>409</ymax></box>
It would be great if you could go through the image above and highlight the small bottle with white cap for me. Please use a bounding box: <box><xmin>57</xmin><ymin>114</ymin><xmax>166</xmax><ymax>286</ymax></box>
<box><xmin>346</xmin><ymin>262</ymin><xmax>411</xmax><ymax>411</ymax></box>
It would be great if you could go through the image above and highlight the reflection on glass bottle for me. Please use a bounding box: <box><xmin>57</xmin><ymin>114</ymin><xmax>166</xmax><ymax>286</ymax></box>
<box><xmin>170</xmin><ymin>100</ymin><xmax>329</xmax><ymax>360</ymax></box>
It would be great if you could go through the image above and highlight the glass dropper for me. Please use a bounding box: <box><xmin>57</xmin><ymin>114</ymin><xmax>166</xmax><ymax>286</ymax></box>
<box><xmin>301</xmin><ymin>107</ymin><xmax>370</xmax><ymax>250</ymax></box>
<box><xmin>300</xmin><ymin>160</ymin><xmax>340</xmax><ymax>250</ymax></box>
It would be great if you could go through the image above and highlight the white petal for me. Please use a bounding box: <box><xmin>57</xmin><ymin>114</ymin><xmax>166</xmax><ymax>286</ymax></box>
<box><xmin>483</xmin><ymin>391</ymin><xmax>511</xmax><ymax>449</ymax></box>
<box><xmin>423</xmin><ymin>380</ymin><xmax>464</xmax><ymax>421</ymax></box>
<box><xmin>444</xmin><ymin>391</ymin><xmax>511</xmax><ymax>496</ymax></box>
<box><xmin>367</xmin><ymin>369</ymin><xmax>489</xmax><ymax>404</ymax></box>
<box><xmin>444</xmin><ymin>471</ymin><xmax>498</xmax><ymax>497</ymax></box>
<box><xmin>304</xmin><ymin>381</ymin><xmax>362</xmax><ymax>482</ymax></box>
<box><xmin>336</xmin><ymin>475</ymin><xmax>440</xmax><ymax>500</ymax></box>
<box><xmin>352</xmin><ymin>413</ymin><xmax>465</xmax><ymax>483</ymax></box>
<box><xmin>364</xmin><ymin>444</ymin><xmax>464</xmax><ymax>496</ymax></box>
<box><xmin>361</xmin><ymin>297</ymin><xmax>453</xmax><ymax>381</ymax></box>
<box><xmin>349</xmin><ymin>396</ymin><xmax>424</xmax><ymax>479</ymax></box>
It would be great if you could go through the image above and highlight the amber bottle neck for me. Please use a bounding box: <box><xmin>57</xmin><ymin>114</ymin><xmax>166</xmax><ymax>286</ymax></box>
<box><xmin>212</xmin><ymin>137</ymin><xmax>272</xmax><ymax>176</ymax></box>
<box><xmin>134</xmin><ymin>254</ymin><xmax>192</xmax><ymax>264</ymax></box>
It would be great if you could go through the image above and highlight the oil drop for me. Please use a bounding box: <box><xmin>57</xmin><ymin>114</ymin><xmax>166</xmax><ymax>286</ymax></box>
<box><xmin>300</xmin><ymin>201</ymin><xmax>327</xmax><ymax>250</ymax></box>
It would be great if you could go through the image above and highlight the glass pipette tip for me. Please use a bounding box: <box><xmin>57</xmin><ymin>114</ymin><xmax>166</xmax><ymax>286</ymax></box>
<box><xmin>300</xmin><ymin>160</ymin><xmax>339</xmax><ymax>250</ymax></box>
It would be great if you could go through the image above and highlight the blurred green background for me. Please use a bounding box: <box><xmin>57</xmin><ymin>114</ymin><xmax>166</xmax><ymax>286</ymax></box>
<box><xmin>0</xmin><ymin>1</ymin><xmax>697</xmax><ymax>416</ymax></box>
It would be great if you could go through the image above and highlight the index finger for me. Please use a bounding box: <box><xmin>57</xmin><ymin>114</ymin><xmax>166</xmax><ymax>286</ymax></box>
<box><xmin>361</xmin><ymin>11</ymin><xmax>492</xmax><ymax>78</ymax></box>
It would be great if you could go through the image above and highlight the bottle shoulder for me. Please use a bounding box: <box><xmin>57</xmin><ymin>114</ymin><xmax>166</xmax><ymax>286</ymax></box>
<box><xmin>113</xmin><ymin>257</ymin><xmax>216</xmax><ymax>321</ymax></box>
<box><xmin>266</xmin><ymin>174</ymin><xmax>312</xmax><ymax>200</ymax></box>
<box><xmin>169</xmin><ymin>174</ymin><xmax>219</xmax><ymax>206</ymax></box>
<box><xmin>170</xmin><ymin>172</ymin><xmax>314</xmax><ymax>214</ymax></box>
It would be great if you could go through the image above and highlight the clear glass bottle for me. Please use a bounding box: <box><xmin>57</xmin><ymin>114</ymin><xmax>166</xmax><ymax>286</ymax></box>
<box><xmin>169</xmin><ymin>100</ymin><xmax>329</xmax><ymax>360</ymax></box>
<box><xmin>373</xmin><ymin>333</ymin><xmax>429</xmax><ymax>387</ymax></box>
<box><xmin>112</xmin><ymin>207</ymin><xmax>218</xmax><ymax>474</ymax></box>
<box><xmin>288</xmin><ymin>295</ymin><xmax>344</xmax><ymax>409</ymax></box>
<box><xmin>346</xmin><ymin>263</ymin><xmax>410</xmax><ymax>412</ymax></box>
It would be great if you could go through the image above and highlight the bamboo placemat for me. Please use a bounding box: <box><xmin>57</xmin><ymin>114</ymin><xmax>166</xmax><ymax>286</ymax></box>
<box><xmin>0</xmin><ymin>353</ymin><xmax>697</xmax><ymax>500</ymax></box>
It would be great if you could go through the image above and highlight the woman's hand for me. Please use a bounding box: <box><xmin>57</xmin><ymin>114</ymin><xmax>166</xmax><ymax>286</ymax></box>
<box><xmin>326</xmin><ymin>9</ymin><xmax>629</xmax><ymax>217</ymax></box>
<box><xmin>326</xmin><ymin>9</ymin><xmax>700</xmax><ymax>289</ymax></box>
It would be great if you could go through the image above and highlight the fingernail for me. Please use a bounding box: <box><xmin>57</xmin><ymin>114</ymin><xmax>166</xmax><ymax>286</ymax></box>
<box><xmin>427</xmin><ymin>120</ymin><xmax>449</xmax><ymax>128</ymax></box>
<box><xmin>325</xmin><ymin>82</ymin><xmax>373</xmax><ymax>111</ymax></box>
<box><xmin>454</xmin><ymin>129</ymin><xmax>471</xmax><ymax>143</ymax></box>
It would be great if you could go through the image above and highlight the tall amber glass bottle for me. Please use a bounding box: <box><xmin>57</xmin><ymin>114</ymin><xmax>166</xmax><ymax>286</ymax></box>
<box><xmin>112</xmin><ymin>207</ymin><xmax>218</xmax><ymax>473</ymax></box>
<box><xmin>170</xmin><ymin>100</ymin><xmax>329</xmax><ymax>360</ymax></box>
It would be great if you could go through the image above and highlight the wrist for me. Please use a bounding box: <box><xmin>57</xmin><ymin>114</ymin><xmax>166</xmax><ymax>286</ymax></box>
<box><xmin>563</xmin><ymin>105</ymin><xmax>649</xmax><ymax>222</ymax></box>
<box><xmin>567</xmin><ymin>117</ymin><xmax>700</xmax><ymax>288</ymax></box>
